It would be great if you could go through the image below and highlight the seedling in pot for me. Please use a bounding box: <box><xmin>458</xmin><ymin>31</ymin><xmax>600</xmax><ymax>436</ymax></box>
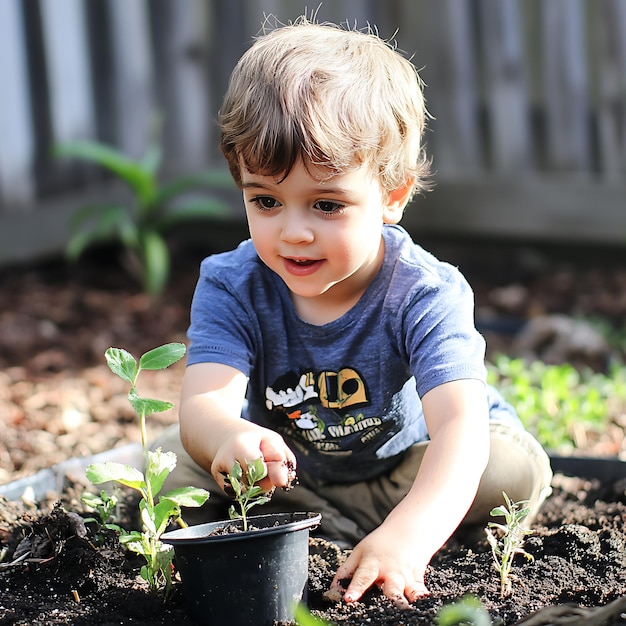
<box><xmin>485</xmin><ymin>492</ymin><xmax>533</xmax><ymax>598</ymax></box>
<box><xmin>226</xmin><ymin>458</ymin><xmax>273</xmax><ymax>531</ymax></box>
<box><xmin>83</xmin><ymin>343</ymin><xmax>209</xmax><ymax>597</ymax></box>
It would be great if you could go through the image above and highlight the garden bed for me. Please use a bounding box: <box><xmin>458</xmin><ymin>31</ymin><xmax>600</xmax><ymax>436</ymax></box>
<box><xmin>1</xmin><ymin>458</ymin><xmax>625</xmax><ymax>625</ymax></box>
<box><xmin>1</xmin><ymin>236</ymin><xmax>626</xmax><ymax>624</ymax></box>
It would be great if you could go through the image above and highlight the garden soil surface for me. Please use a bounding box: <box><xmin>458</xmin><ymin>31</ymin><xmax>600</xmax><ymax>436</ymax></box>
<box><xmin>1</xmin><ymin>234</ymin><xmax>626</xmax><ymax>625</ymax></box>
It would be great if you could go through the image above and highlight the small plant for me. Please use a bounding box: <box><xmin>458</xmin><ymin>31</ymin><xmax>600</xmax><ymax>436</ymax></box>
<box><xmin>226</xmin><ymin>458</ymin><xmax>273</xmax><ymax>531</ymax></box>
<box><xmin>81</xmin><ymin>489</ymin><xmax>123</xmax><ymax>534</ymax></box>
<box><xmin>436</xmin><ymin>594</ymin><xmax>495</xmax><ymax>626</ymax></box>
<box><xmin>487</xmin><ymin>354</ymin><xmax>626</xmax><ymax>451</ymax></box>
<box><xmin>485</xmin><ymin>492</ymin><xmax>533</xmax><ymax>598</ymax></box>
<box><xmin>83</xmin><ymin>343</ymin><xmax>209</xmax><ymax>597</ymax></box>
<box><xmin>55</xmin><ymin>123</ymin><xmax>232</xmax><ymax>295</ymax></box>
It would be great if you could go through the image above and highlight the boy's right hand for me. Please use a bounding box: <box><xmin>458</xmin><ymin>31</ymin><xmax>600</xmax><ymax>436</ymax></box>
<box><xmin>210</xmin><ymin>422</ymin><xmax>297</xmax><ymax>493</ymax></box>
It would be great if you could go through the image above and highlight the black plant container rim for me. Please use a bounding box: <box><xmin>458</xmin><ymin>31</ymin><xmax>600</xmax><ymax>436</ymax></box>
<box><xmin>161</xmin><ymin>511</ymin><xmax>321</xmax><ymax>545</ymax></box>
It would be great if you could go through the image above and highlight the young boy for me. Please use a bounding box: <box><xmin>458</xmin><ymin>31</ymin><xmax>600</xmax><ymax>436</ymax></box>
<box><xmin>153</xmin><ymin>17</ymin><xmax>553</xmax><ymax>608</ymax></box>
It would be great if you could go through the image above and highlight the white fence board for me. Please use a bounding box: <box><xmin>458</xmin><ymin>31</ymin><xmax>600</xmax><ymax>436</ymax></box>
<box><xmin>108</xmin><ymin>0</ymin><xmax>154</xmax><ymax>159</ymax></box>
<box><xmin>0</xmin><ymin>0</ymin><xmax>34</xmax><ymax>207</ymax></box>
<box><xmin>479</xmin><ymin>0</ymin><xmax>532</xmax><ymax>171</ymax></box>
<box><xmin>541</xmin><ymin>0</ymin><xmax>590</xmax><ymax>171</ymax></box>
<box><xmin>39</xmin><ymin>0</ymin><xmax>96</xmax><ymax>145</ymax></box>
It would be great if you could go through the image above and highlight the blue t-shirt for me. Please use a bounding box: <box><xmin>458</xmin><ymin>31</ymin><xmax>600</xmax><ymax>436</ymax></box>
<box><xmin>187</xmin><ymin>224</ymin><xmax>519</xmax><ymax>482</ymax></box>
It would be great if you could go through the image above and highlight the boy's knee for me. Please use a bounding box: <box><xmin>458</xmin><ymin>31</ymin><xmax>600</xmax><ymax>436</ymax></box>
<box><xmin>464</xmin><ymin>422</ymin><xmax>553</xmax><ymax>525</ymax></box>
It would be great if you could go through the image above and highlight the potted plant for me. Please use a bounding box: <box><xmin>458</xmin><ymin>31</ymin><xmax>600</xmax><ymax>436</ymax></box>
<box><xmin>161</xmin><ymin>458</ymin><xmax>321</xmax><ymax>626</ymax></box>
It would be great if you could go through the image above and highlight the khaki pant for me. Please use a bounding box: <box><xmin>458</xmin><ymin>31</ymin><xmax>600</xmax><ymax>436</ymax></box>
<box><xmin>150</xmin><ymin>421</ymin><xmax>553</xmax><ymax>546</ymax></box>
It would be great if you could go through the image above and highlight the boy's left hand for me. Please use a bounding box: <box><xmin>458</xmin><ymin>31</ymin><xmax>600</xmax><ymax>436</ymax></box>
<box><xmin>328</xmin><ymin>524</ymin><xmax>430</xmax><ymax>608</ymax></box>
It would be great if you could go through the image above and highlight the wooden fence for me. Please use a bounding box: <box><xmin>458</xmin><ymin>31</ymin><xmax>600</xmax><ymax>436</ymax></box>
<box><xmin>1</xmin><ymin>0</ymin><xmax>625</xmax><ymax>266</ymax></box>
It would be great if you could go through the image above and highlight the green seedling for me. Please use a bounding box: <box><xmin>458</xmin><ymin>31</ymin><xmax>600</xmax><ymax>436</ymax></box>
<box><xmin>82</xmin><ymin>489</ymin><xmax>124</xmax><ymax>534</ymax></box>
<box><xmin>436</xmin><ymin>594</ymin><xmax>494</xmax><ymax>626</ymax></box>
<box><xmin>55</xmin><ymin>120</ymin><xmax>232</xmax><ymax>296</ymax></box>
<box><xmin>84</xmin><ymin>343</ymin><xmax>209</xmax><ymax>597</ymax></box>
<box><xmin>226</xmin><ymin>458</ymin><xmax>273</xmax><ymax>532</ymax></box>
<box><xmin>487</xmin><ymin>354</ymin><xmax>626</xmax><ymax>451</ymax></box>
<box><xmin>485</xmin><ymin>492</ymin><xmax>533</xmax><ymax>598</ymax></box>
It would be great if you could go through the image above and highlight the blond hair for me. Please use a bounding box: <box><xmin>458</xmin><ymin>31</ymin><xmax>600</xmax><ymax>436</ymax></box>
<box><xmin>219</xmin><ymin>18</ymin><xmax>431</xmax><ymax>198</ymax></box>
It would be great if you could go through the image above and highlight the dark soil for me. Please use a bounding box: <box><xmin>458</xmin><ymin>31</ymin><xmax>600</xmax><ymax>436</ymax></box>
<box><xmin>1</xmin><ymin>234</ymin><xmax>626</xmax><ymax>625</ymax></box>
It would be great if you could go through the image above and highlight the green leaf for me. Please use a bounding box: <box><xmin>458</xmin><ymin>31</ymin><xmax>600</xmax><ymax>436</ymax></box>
<box><xmin>105</xmin><ymin>348</ymin><xmax>138</xmax><ymax>385</ymax></box>
<box><xmin>489</xmin><ymin>505</ymin><xmax>508</xmax><ymax>518</ymax></box>
<box><xmin>436</xmin><ymin>594</ymin><xmax>492</xmax><ymax>626</ymax></box>
<box><xmin>140</xmin><ymin>144</ymin><xmax>162</xmax><ymax>177</ymax></box>
<box><xmin>247</xmin><ymin>457</ymin><xmax>268</xmax><ymax>483</ymax></box>
<box><xmin>154</xmin><ymin>199</ymin><xmax>230</xmax><ymax>231</ymax></box>
<box><xmin>153</xmin><ymin>499</ymin><xmax>179</xmax><ymax>536</ymax></box>
<box><xmin>145</xmin><ymin>449</ymin><xmax>177</xmax><ymax>495</ymax></box>
<box><xmin>86</xmin><ymin>461</ymin><xmax>145</xmax><ymax>490</ymax></box>
<box><xmin>140</xmin><ymin>230</ymin><xmax>170</xmax><ymax>296</ymax></box>
<box><xmin>119</xmin><ymin>530</ymin><xmax>144</xmax><ymax>549</ymax></box>
<box><xmin>65</xmin><ymin>204</ymin><xmax>136</xmax><ymax>260</ymax></box>
<box><xmin>230</xmin><ymin>460</ymin><xmax>243</xmax><ymax>482</ymax></box>
<box><xmin>128</xmin><ymin>391</ymin><xmax>173</xmax><ymax>417</ymax></box>
<box><xmin>55</xmin><ymin>140</ymin><xmax>156</xmax><ymax>206</ymax></box>
<box><xmin>162</xmin><ymin>486</ymin><xmax>210</xmax><ymax>508</ymax></box>
<box><xmin>154</xmin><ymin>169</ymin><xmax>235</xmax><ymax>206</ymax></box>
<box><xmin>139</xmin><ymin>343</ymin><xmax>186</xmax><ymax>371</ymax></box>
<box><xmin>141</xmin><ymin>502</ymin><xmax>157</xmax><ymax>534</ymax></box>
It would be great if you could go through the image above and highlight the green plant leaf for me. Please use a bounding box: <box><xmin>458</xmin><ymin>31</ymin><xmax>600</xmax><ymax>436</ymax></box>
<box><xmin>139</xmin><ymin>343</ymin><xmax>186</xmax><ymax>370</ymax></box>
<box><xmin>145</xmin><ymin>449</ymin><xmax>178</xmax><ymax>496</ymax></box>
<box><xmin>162</xmin><ymin>486</ymin><xmax>210</xmax><ymax>508</ymax></box>
<box><xmin>154</xmin><ymin>198</ymin><xmax>230</xmax><ymax>230</ymax></box>
<box><xmin>55</xmin><ymin>140</ymin><xmax>156</xmax><ymax>206</ymax></box>
<box><xmin>140</xmin><ymin>144</ymin><xmax>162</xmax><ymax>177</ymax></box>
<box><xmin>247</xmin><ymin>457</ymin><xmax>268</xmax><ymax>483</ymax></box>
<box><xmin>154</xmin><ymin>169</ymin><xmax>235</xmax><ymax>206</ymax></box>
<box><xmin>65</xmin><ymin>204</ymin><xmax>136</xmax><ymax>260</ymax></box>
<box><xmin>105</xmin><ymin>348</ymin><xmax>138</xmax><ymax>384</ymax></box>
<box><xmin>140</xmin><ymin>230</ymin><xmax>170</xmax><ymax>296</ymax></box>
<box><xmin>128</xmin><ymin>389</ymin><xmax>174</xmax><ymax>417</ymax></box>
<box><xmin>86</xmin><ymin>461</ymin><xmax>145</xmax><ymax>490</ymax></box>
<box><xmin>153</xmin><ymin>499</ymin><xmax>181</xmax><ymax>536</ymax></box>
<box><xmin>436</xmin><ymin>594</ymin><xmax>492</xmax><ymax>626</ymax></box>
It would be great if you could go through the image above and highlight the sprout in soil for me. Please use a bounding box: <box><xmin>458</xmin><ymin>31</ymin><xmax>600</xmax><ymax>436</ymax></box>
<box><xmin>435</xmin><ymin>594</ymin><xmax>494</xmax><ymax>626</ymax></box>
<box><xmin>83</xmin><ymin>343</ymin><xmax>209</xmax><ymax>597</ymax></box>
<box><xmin>485</xmin><ymin>491</ymin><xmax>534</xmax><ymax>598</ymax></box>
<box><xmin>225</xmin><ymin>458</ymin><xmax>273</xmax><ymax>531</ymax></box>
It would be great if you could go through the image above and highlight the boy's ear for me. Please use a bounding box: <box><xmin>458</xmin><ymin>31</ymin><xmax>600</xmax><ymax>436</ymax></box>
<box><xmin>383</xmin><ymin>178</ymin><xmax>415</xmax><ymax>224</ymax></box>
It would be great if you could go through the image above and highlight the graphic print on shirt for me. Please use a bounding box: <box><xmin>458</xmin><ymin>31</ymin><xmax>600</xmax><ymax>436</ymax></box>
<box><xmin>264</xmin><ymin>368</ymin><xmax>386</xmax><ymax>455</ymax></box>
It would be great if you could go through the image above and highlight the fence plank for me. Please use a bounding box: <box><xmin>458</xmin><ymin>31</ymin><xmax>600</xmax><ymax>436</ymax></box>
<box><xmin>541</xmin><ymin>0</ymin><xmax>590</xmax><ymax>171</ymax></box>
<box><xmin>419</xmin><ymin>0</ymin><xmax>482</xmax><ymax>177</ymax></box>
<box><xmin>39</xmin><ymin>0</ymin><xmax>96</xmax><ymax>144</ymax></box>
<box><xmin>478</xmin><ymin>0</ymin><xmax>533</xmax><ymax>171</ymax></box>
<box><xmin>151</xmin><ymin>0</ymin><xmax>211</xmax><ymax>173</ymax></box>
<box><xmin>0</xmin><ymin>0</ymin><xmax>34</xmax><ymax>207</ymax></box>
<box><xmin>594</xmin><ymin>0</ymin><xmax>626</xmax><ymax>179</ymax></box>
<box><xmin>108</xmin><ymin>0</ymin><xmax>154</xmax><ymax>159</ymax></box>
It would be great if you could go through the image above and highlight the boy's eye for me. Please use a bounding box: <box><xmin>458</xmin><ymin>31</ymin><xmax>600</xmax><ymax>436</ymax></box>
<box><xmin>252</xmin><ymin>196</ymin><xmax>279</xmax><ymax>210</ymax></box>
<box><xmin>315</xmin><ymin>200</ymin><xmax>343</xmax><ymax>213</ymax></box>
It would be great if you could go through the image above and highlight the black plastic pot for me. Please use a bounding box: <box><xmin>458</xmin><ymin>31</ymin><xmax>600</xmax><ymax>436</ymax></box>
<box><xmin>161</xmin><ymin>511</ymin><xmax>321</xmax><ymax>626</ymax></box>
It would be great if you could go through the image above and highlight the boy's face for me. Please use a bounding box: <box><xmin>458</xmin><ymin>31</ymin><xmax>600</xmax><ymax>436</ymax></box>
<box><xmin>241</xmin><ymin>159</ymin><xmax>406</xmax><ymax>322</ymax></box>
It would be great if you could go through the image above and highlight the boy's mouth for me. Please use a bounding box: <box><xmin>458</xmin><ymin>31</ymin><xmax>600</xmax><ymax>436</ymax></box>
<box><xmin>283</xmin><ymin>257</ymin><xmax>323</xmax><ymax>276</ymax></box>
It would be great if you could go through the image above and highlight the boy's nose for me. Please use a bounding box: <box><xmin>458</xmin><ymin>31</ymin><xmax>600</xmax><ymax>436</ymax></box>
<box><xmin>280</xmin><ymin>209</ymin><xmax>314</xmax><ymax>243</ymax></box>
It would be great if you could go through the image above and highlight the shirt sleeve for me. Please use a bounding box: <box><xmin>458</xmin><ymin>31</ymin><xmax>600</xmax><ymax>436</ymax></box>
<box><xmin>186</xmin><ymin>258</ymin><xmax>258</xmax><ymax>376</ymax></box>
<box><xmin>402</xmin><ymin>264</ymin><xmax>487</xmax><ymax>398</ymax></box>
